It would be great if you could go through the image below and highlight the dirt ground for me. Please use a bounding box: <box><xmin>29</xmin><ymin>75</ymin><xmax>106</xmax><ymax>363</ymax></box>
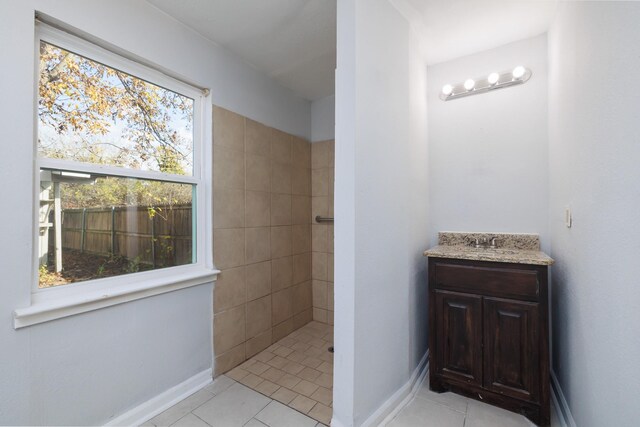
<box><xmin>39</xmin><ymin>249</ymin><xmax>152</xmax><ymax>288</ymax></box>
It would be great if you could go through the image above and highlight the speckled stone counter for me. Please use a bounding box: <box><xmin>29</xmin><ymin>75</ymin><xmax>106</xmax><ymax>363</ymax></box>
<box><xmin>424</xmin><ymin>232</ymin><xmax>554</xmax><ymax>266</ymax></box>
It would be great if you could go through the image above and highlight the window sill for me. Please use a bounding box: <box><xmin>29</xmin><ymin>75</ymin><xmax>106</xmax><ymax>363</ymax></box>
<box><xmin>13</xmin><ymin>267</ymin><xmax>219</xmax><ymax>329</ymax></box>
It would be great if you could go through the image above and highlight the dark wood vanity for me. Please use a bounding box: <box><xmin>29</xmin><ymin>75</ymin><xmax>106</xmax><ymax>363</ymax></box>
<box><xmin>428</xmin><ymin>257</ymin><xmax>550</xmax><ymax>426</ymax></box>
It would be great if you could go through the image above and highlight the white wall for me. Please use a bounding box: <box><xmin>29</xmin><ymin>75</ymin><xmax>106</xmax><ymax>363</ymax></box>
<box><xmin>0</xmin><ymin>1</ymin><xmax>310</xmax><ymax>424</ymax></box>
<box><xmin>548</xmin><ymin>3</ymin><xmax>640</xmax><ymax>426</ymax></box>
<box><xmin>311</xmin><ymin>95</ymin><xmax>336</xmax><ymax>142</ymax></box>
<box><xmin>333</xmin><ymin>0</ymin><xmax>429</xmax><ymax>424</ymax></box>
<box><xmin>39</xmin><ymin>1</ymin><xmax>310</xmax><ymax>139</ymax></box>
<box><xmin>427</xmin><ymin>35</ymin><xmax>549</xmax><ymax>250</ymax></box>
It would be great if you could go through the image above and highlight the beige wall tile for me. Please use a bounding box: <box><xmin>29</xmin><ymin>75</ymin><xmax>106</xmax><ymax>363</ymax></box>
<box><xmin>293</xmin><ymin>281</ymin><xmax>312</xmax><ymax>313</ymax></box>
<box><xmin>271</xmin><ymin>256</ymin><xmax>293</xmax><ymax>292</ymax></box>
<box><xmin>214</xmin><ymin>228</ymin><xmax>245</xmax><ymax>269</ymax></box>
<box><xmin>292</xmin><ymin>225</ymin><xmax>311</xmax><ymax>254</ymax></box>
<box><xmin>313</xmin><ymin>308</ymin><xmax>327</xmax><ymax>323</ymax></box>
<box><xmin>272</xmin><ymin>317</ymin><xmax>294</xmax><ymax>342</ymax></box>
<box><xmin>311</xmin><ymin>225</ymin><xmax>327</xmax><ymax>253</ymax></box>
<box><xmin>327</xmin><ymin>225</ymin><xmax>334</xmax><ymax>253</ymax></box>
<box><xmin>311</xmin><ymin>168</ymin><xmax>329</xmax><ymax>196</ymax></box>
<box><xmin>328</xmin><ymin>140</ymin><xmax>335</xmax><ymax>166</ymax></box>
<box><xmin>272</xmin><ymin>288</ymin><xmax>293</xmax><ymax>325</ymax></box>
<box><xmin>312</xmin><ymin>280</ymin><xmax>328</xmax><ymax>309</ymax></box>
<box><xmin>214</xmin><ymin>305</ymin><xmax>246</xmax><ymax>354</ymax></box>
<box><xmin>292</xmin><ymin>136</ymin><xmax>311</xmax><ymax>167</ymax></box>
<box><xmin>213</xmin><ymin>106</ymin><xmax>244</xmax><ymax>152</ymax></box>
<box><xmin>327</xmin><ymin>310</ymin><xmax>334</xmax><ymax>325</ymax></box>
<box><xmin>214</xmin><ymin>145</ymin><xmax>245</xmax><ymax>190</ymax></box>
<box><xmin>245</xmin><ymin>118</ymin><xmax>271</xmax><ymax>157</ymax></box>
<box><xmin>327</xmin><ymin>283</ymin><xmax>334</xmax><ymax>311</ymax></box>
<box><xmin>246</xmin><ymin>154</ymin><xmax>271</xmax><ymax>192</ymax></box>
<box><xmin>292</xmin><ymin>253</ymin><xmax>311</xmax><ymax>284</ymax></box>
<box><xmin>214</xmin><ymin>343</ymin><xmax>245</xmax><ymax>376</ymax></box>
<box><xmin>246</xmin><ymin>261</ymin><xmax>271</xmax><ymax>301</ymax></box>
<box><xmin>214</xmin><ymin>188</ymin><xmax>245</xmax><ymax>229</ymax></box>
<box><xmin>271</xmin><ymin>194</ymin><xmax>292</xmax><ymax>226</ymax></box>
<box><xmin>312</xmin><ymin>252</ymin><xmax>328</xmax><ymax>281</ymax></box>
<box><xmin>214</xmin><ymin>267</ymin><xmax>246</xmax><ymax>313</ymax></box>
<box><xmin>246</xmin><ymin>329</ymin><xmax>272</xmax><ymax>359</ymax></box>
<box><xmin>311</xmin><ymin>196</ymin><xmax>328</xmax><ymax>221</ymax></box>
<box><xmin>291</xmin><ymin>166</ymin><xmax>311</xmax><ymax>196</ymax></box>
<box><xmin>329</xmin><ymin>167</ymin><xmax>335</xmax><ymax>197</ymax></box>
<box><xmin>245</xmin><ymin>191</ymin><xmax>270</xmax><ymax>228</ymax></box>
<box><xmin>271</xmin><ymin>161</ymin><xmax>292</xmax><ymax>194</ymax></box>
<box><xmin>246</xmin><ymin>295</ymin><xmax>271</xmax><ymax>338</ymax></box>
<box><xmin>311</xmin><ymin>140</ymin><xmax>330</xmax><ymax>169</ymax></box>
<box><xmin>271</xmin><ymin>226</ymin><xmax>292</xmax><ymax>259</ymax></box>
<box><xmin>245</xmin><ymin>227</ymin><xmax>270</xmax><ymax>264</ymax></box>
<box><xmin>293</xmin><ymin>308</ymin><xmax>313</xmax><ymax>330</ymax></box>
<box><xmin>328</xmin><ymin>255</ymin><xmax>334</xmax><ymax>281</ymax></box>
<box><xmin>328</xmin><ymin>192</ymin><xmax>334</xmax><ymax>216</ymax></box>
<box><xmin>292</xmin><ymin>196</ymin><xmax>311</xmax><ymax>225</ymax></box>
<box><xmin>271</xmin><ymin>130</ymin><xmax>292</xmax><ymax>164</ymax></box>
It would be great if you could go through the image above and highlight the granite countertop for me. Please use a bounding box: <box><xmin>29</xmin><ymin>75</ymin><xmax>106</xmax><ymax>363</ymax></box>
<box><xmin>423</xmin><ymin>232</ymin><xmax>554</xmax><ymax>266</ymax></box>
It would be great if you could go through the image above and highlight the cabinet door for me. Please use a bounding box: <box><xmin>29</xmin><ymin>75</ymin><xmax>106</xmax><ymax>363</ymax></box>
<box><xmin>434</xmin><ymin>290</ymin><xmax>483</xmax><ymax>386</ymax></box>
<box><xmin>483</xmin><ymin>297</ymin><xmax>540</xmax><ymax>402</ymax></box>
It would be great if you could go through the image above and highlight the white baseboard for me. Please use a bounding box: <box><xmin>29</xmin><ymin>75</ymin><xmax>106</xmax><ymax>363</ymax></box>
<box><xmin>550</xmin><ymin>370</ymin><xmax>577</xmax><ymax>427</ymax></box>
<box><xmin>105</xmin><ymin>369</ymin><xmax>212</xmax><ymax>427</ymax></box>
<box><xmin>356</xmin><ymin>350</ymin><xmax>429</xmax><ymax>427</ymax></box>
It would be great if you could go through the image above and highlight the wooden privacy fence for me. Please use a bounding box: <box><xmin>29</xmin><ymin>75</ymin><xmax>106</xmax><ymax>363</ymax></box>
<box><xmin>60</xmin><ymin>204</ymin><xmax>193</xmax><ymax>267</ymax></box>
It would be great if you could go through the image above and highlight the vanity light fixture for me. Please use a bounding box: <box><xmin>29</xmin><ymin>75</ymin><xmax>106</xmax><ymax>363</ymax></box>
<box><xmin>512</xmin><ymin>65</ymin><xmax>526</xmax><ymax>79</ymax></box>
<box><xmin>464</xmin><ymin>79</ymin><xmax>475</xmax><ymax>91</ymax></box>
<box><xmin>440</xmin><ymin>66</ymin><xmax>532</xmax><ymax>101</ymax></box>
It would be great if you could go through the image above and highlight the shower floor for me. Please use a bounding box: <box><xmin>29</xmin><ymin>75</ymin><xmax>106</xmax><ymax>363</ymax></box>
<box><xmin>225</xmin><ymin>321</ymin><xmax>334</xmax><ymax>425</ymax></box>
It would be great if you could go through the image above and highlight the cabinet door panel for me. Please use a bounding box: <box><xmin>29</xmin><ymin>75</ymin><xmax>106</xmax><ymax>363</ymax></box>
<box><xmin>435</xmin><ymin>290</ymin><xmax>482</xmax><ymax>386</ymax></box>
<box><xmin>483</xmin><ymin>297</ymin><xmax>539</xmax><ymax>402</ymax></box>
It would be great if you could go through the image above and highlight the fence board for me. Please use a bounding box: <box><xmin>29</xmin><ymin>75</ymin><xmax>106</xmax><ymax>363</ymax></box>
<box><xmin>60</xmin><ymin>204</ymin><xmax>192</xmax><ymax>267</ymax></box>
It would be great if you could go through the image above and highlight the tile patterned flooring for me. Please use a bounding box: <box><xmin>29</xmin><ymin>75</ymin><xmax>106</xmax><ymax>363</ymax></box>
<box><xmin>388</xmin><ymin>383</ymin><xmax>562</xmax><ymax>427</ymax></box>
<box><xmin>144</xmin><ymin>320</ymin><xmax>562</xmax><ymax>427</ymax></box>
<box><xmin>143</xmin><ymin>321</ymin><xmax>333</xmax><ymax>427</ymax></box>
<box><xmin>226</xmin><ymin>321</ymin><xmax>334</xmax><ymax>425</ymax></box>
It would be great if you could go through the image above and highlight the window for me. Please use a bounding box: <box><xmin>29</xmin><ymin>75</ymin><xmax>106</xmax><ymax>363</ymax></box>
<box><xmin>34</xmin><ymin>23</ymin><xmax>210</xmax><ymax>293</ymax></box>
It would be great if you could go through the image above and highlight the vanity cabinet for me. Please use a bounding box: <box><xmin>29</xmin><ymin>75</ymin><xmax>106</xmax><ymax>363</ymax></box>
<box><xmin>428</xmin><ymin>258</ymin><xmax>550</xmax><ymax>426</ymax></box>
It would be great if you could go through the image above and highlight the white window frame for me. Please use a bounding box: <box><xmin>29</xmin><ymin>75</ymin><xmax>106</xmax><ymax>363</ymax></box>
<box><xmin>14</xmin><ymin>22</ymin><xmax>217</xmax><ymax>329</ymax></box>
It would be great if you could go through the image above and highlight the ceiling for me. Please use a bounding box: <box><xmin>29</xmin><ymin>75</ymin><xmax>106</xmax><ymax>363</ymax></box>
<box><xmin>148</xmin><ymin>0</ymin><xmax>557</xmax><ymax>101</ymax></box>
<box><xmin>148</xmin><ymin>0</ymin><xmax>336</xmax><ymax>101</ymax></box>
<box><xmin>400</xmin><ymin>0</ymin><xmax>558</xmax><ymax>65</ymax></box>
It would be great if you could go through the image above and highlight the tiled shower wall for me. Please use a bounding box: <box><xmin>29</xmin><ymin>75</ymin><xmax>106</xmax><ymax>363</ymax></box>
<box><xmin>311</xmin><ymin>140</ymin><xmax>335</xmax><ymax>325</ymax></box>
<box><xmin>212</xmin><ymin>106</ymin><xmax>313</xmax><ymax>376</ymax></box>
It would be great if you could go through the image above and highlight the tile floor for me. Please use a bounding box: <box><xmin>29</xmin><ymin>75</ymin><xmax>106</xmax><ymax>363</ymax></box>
<box><xmin>144</xmin><ymin>320</ymin><xmax>562</xmax><ymax>427</ymax></box>
<box><xmin>143</xmin><ymin>321</ymin><xmax>333</xmax><ymax>427</ymax></box>
<box><xmin>388</xmin><ymin>380</ymin><xmax>562</xmax><ymax>427</ymax></box>
<box><xmin>226</xmin><ymin>321</ymin><xmax>334</xmax><ymax>425</ymax></box>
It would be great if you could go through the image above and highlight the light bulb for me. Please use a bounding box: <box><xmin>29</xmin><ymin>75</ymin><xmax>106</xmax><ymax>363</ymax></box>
<box><xmin>442</xmin><ymin>84</ymin><xmax>453</xmax><ymax>96</ymax></box>
<box><xmin>464</xmin><ymin>79</ymin><xmax>475</xmax><ymax>91</ymax></box>
<box><xmin>512</xmin><ymin>66</ymin><xmax>526</xmax><ymax>79</ymax></box>
<box><xmin>488</xmin><ymin>72</ymin><xmax>500</xmax><ymax>85</ymax></box>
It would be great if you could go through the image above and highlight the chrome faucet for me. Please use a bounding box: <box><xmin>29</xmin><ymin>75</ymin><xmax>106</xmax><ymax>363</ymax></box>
<box><xmin>473</xmin><ymin>237</ymin><xmax>498</xmax><ymax>249</ymax></box>
<box><xmin>474</xmin><ymin>237</ymin><xmax>488</xmax><ymax>248</ymax></box>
